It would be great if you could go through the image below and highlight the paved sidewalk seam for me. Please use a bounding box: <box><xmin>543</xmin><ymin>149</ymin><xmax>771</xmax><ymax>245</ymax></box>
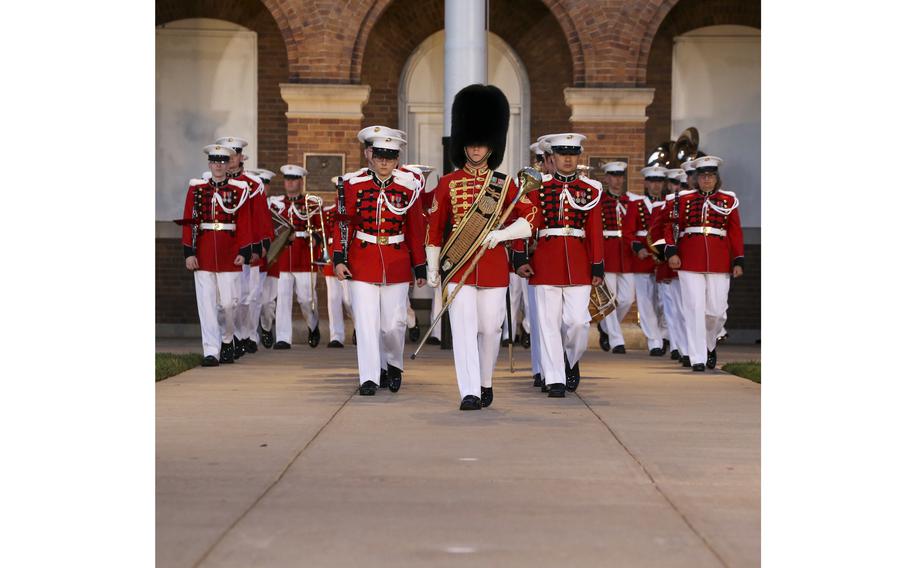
<box><xmin>575</xmin><ymin>392</ymin><xmax>730</xmax><ymax>568</ymax></box>
<box><xmin>191</xmin><ymin>388</ymin><xmax>357</xmax><ymax>568</ymax></box>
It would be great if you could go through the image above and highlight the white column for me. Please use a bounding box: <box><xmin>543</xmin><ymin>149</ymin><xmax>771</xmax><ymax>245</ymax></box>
<box><xmin>443</xmin><ymin>0</ymin><xmax>487</xmax><ymax>137</ymax></box>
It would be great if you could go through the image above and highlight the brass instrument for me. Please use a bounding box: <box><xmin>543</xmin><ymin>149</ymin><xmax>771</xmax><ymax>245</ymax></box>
<box><xmin>588</xmin><ymin>281</ymin><xmax>617</xmax><ymax>323</ymax></box>
<box><xmin>266</xmin><ymin>201</ymin><xmax>293</xmax><ymax>267</ymax></box>
<box><xmin>411</xmin><ymin>167</ymin><xmax>543</xmax><ymax>360</ymax></box>
<box><xmin>303</xmin><ymin>193</ymin><xmax>325</xmax><ymax>314</ymax></box>
<box><xmin>646</xmin><ymin>126</ymin><xmax>701</xmax><ymax>169</ymax></box>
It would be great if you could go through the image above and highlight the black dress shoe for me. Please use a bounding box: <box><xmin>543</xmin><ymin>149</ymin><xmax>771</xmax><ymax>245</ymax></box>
<box><xmin>548</xmin><ymin>383</ymin><xmax>566</xmax><ymax>398</ymax></box>
<box><xmin>388</xmin><ymin>365</ymin><xmax>403</xmax><ymax>393</ymax></box>
<box><xmin>598</xmin><ymin>328</ymin><xmax>610</xmax><ymax>351</ymax></box>
<box><xmin>352</xmin><ymin>330</ymin><xmax>357</xmax><ymax>345</ymax></box>
<box><xmin>706</xmin><ymin>349</ymin><xmax>717</xmax><ymax>369</ymax></box>
<box><xmin>612</xmin><ymin>345</ymin><xmax>626</xmax><ymax>354</ymax></box>
<box><xmin>501</xmin><ymin>338</ymin><xmax>511</xmax><ymax>348</ymax></box>
<box><xmin>692</xmin><ymin>363</ymin><xmax>706</xmax><ymax>372</ymax></box>
<box><xmin>480</xmin><ymin>387</ymin><xmax>493</xmax><ymax>407</ymax></box>
<box><xmin>532</xmin><ymin>373</ymin><xmax>543</xmax><ymax>388</ymax></box>
<box><xmin>681</xmin><ymin>355</ymin><xmax>691</xmax><ymax>368</ymax></box>
<box><xmin>219</xmin><ymin>342</ymin><xmax>234</xmax><ymax>364</ymax></box>
<box><xmin>274</xmin><ymin>341</ymin><xmax>291</xmax><ymax>350</ymax></box>
<box><xmin>245</xmin><ymin>339</ymin><xmax>258</xmax><ymax>354</ymax></box>
<box><xmin>540</xmin><ymin>382</ymin><xmax>550</xmax><ymax>393</ymax></box>
<box><xmin>427</xmin><ymin>336</ymin><xmax>441</xmax><ymax>346</ymax></box>
<box><xmin>717</xmin><ymin>333</ymin><xmax>728</xmax><ymax>343</ymax></box>
<box><xmin>261</xmin><ymin>329</ymin><xmax>274</xmax><ymax>349</ymax></box>
<box><xmin>460</xmin><ymin>395</ymin><xmax>482</xmax><ymax>410</ymax></box>
<box><xmin>521</xmin><ymin>331</ymin><xmax>531</xmax><ymax>349</ymax></box>
<box><xmin>308</xmin><ymin>326</ymin><xmax>321</xmax><ymax>348</ymax></box>
<box><xmin>670</xmin><ymin>349</ymin><xmax>680</xmax><ymax>360</ymax></box>
<box><xmin>233</xmin><ymin>336</ymin><xmax>245</xmax><ymax>358</ymax></box>
<box><xmin>662</xmin><ymin>338</ymin><xmax>670</xmax><ymax>354</ymax></box>
<box><xmin>379</xmin><ymin>368</ymin><xmax>389</xmax><ymax>389</ymax></box>
<box><xmin>359</xmin><ymin>380</ymin><xmax>378</xmax><ymax>396</ymax></box>
<box><xmin>408</xmin><ymin>325</ymin><xmax>420</xmax><ymax>342</ymax></box>
<box><xmin>327</xmin><ymin>340</ymin><xmax>344</xmax><ymax>348</ymax></box>
<box><xmin>649</xmin><ymin>347</ymin><xmax>663</xmax><ymax>356</ymax></box>
<box><xmin>202</xmin><ymin>355</ymin><xmax>220</xmax><ymax>367</ymax></box>
<box><xmin>566</xmin><ymin>362</ymin><xmax>581</xmax><ymax>392</ymax></box>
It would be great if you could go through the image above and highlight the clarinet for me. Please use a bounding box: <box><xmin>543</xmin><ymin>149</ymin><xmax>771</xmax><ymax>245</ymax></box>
<box><xmin>335</xmin><ymin>175</ymin><xmax>351</xmax><ymax>276</ymax></box>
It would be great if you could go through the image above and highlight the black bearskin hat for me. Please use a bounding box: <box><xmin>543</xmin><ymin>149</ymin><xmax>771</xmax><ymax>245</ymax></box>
<box><xmin>449</xmin><ymin>84</ymin><xmax>510</xmax><ymax>170</ymax></box>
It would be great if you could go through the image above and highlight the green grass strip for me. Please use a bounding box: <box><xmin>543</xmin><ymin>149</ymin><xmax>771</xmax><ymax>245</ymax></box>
<box><xmin>722</xmin><ymin>360</ymin><xmax>760</xmax><ymax>384</ymax></box>
<box><xmin>156</xmin><ymin>352</ymin><xmax>204</xmax><ymax>382</ymax></box>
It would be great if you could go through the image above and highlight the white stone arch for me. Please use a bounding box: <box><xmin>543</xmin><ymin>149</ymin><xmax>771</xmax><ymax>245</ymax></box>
<box><xmin>156</xmin><ymin>18</ymin><xmax>258</xmax><ymax>221</ymax></box>
<box><xmin>398</xmin><ymin>30</ymin><xmax>531</xmax><ymax>177</ymax></box>
<box><xmin>672</xmin><ymin>24</ymin><xmax>760</xmax><ymax>230</ymax></box>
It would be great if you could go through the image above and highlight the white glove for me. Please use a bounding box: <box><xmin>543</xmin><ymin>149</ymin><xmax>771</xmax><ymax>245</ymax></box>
<box><xmin>481</xmin><ymin>217</ymin><xmax>532</xmax><ymax>249</ymax></box>
<box><xmin>425</xmin><ymin>246</ymin><xmax>441</xmax><ymax>288</ymax></box>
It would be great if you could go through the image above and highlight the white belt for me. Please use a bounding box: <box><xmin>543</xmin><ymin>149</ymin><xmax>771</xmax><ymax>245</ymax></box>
<box><xmin>602</xmin><ymin>230</ymin><xmax>622</xmax><ymax>238</ymax></box>
<box><xmin>295</xmin><ymin>231</ymin><xmax>310</xmax><ymax>238</ymax></box>
<box><xmin>635</xmin><ymin>230</ymin><xmax>648</xmax><ymax>237</ymax></box>
<box><xmin>356</xmin><ymin>231</ymin><xmax>405</xmax><ymax>245</ymax></box>
<box><xmin>200</xmin><ymin>222</ymin><xmax>235</xmax><ymax>231</ymax></box>
<box><xmin>538</xmin><ymin>228</ymin><xmax>585</xmax><ymax>238</ymax></box>
<box><xmin>682</xmin><ymin>227</ymin><xmax>727</xmax><ymax>237</ymax></box>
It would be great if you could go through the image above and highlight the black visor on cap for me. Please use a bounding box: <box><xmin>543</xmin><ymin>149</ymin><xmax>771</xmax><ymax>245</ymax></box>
<box><xmin>697</xmin><ymin>167</ymin><xmax>719</xmax><ymax>173</ymax></box>
<box><xmin>372</xmin><ymin>147</ymin><xmax>399</xmax><ymax>159</ymax></box>
<box><xmin>283</xmin><ymin>174</ymin><xmax>302</xmax><ymax>180</ymax></box>
<box><xmin>364</xmin><ymin>141</ymin><xmax>373</xmax><ymax>149</ymax></box>
<box><xmin>667</xmin><ymin>179</ymin><xmax>680</xmax><ymax>184</ymax></box>
<box><xmin>551</xmin><ymin>145</ymin><xmax>582</xmax><ymax>156</ymax></box>
<box><xmin>645</xmin><ymin>176</ymin><xmax>666</xmax><ymax>182</ymax></box>
<box><xmin>606</xmin><ymin>170</ymin><xmax>625</xmax><ymax>176</ymax></box>
<box><xmin>208</xmin><ymin>155</ymin><xmax>230</xmax><ymax>163</ymax></box>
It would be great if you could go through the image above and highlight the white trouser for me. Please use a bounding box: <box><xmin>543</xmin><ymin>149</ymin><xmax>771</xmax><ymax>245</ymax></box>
<box><xmin>678</xmin><ymin>271</ymin><xmax>730</xmax><ymax>365</ymax></box>
<box><xmin>502</xmin><ymin>273</ymin><xmax>532</xmax><ymax>339</ymax></box>
<box><xmin>194</xmin><ymin>271</ymin><xmax>240</xmax><ymax>357</ymax></box>
<box><xmin>658</xmin><ymin>281</ymin><xmax>684</xmax><ymax>353</ymax></box>
<box><xmin>325</xmin><ymin>275</ymin><xmax>354</xmax><ymax>343</ymax></box>
<box><xmin>598</xmin><ymin>273</ymin><xmax>635</xmax><ymax>346</ymax></box>
<box><xmin>350</xmin><ymin>281</ymin><xmax>409</xmax><ymax>385</ymax></box>
<box><xmin>245</xmin><ymin>267</ymin><xmax>265</xmax><ymax>342</ymax></box>
<box><xmin>447</xmin><ymin>284</ymin><xmax>507</xmax><ymax>399</ymax></box>
<box><xmin>633</xmin><ymin>273</ymin><xmax>664</xmax><ymax>350</ymax></box>
<box><xmin>407</xmin><ymin>299</ymin><xmax>416</xmax><ymax>328</ymax></box>
<box><xmin>429</xmin><ymin>287</ymin><xmax>443</xmax><ymax>340</ymax></box>
<box><xmin>669</xmin><ymin>278</ymin><xmax>688</xmax><ymax>357</ymax></box>
<box><xmin>527</xmin><ymin>284</ymin><xmax>543</xmax><ymax>376</ymax></box>
<box><xmin>534</xmin><ymin>285</ymin><xmax>591</xmax><ymax>386</ymax></box>
<box><xmin>259</xmin><ymin>275</ymin><xmax>279</xmax><ymax>332</ymax></box>
<box><xmin>233</xmin><ymin>264</ymin><xmax>254</xmax><ymax>340</ymax></box>
<box><xmin>276</xmin><ymin>272</ymin><xmax>318</xmax><ymax>344</ymax></box>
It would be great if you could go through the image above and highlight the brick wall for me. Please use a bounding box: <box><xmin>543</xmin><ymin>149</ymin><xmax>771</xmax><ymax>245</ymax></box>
<box><xmin>156</xmin><ymin>239</ymin><xmax>198</xmax><ymax>324</ymax></box>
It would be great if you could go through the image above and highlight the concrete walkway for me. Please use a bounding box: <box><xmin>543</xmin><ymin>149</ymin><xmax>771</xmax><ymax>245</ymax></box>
<box><xmin>157</xmin><ymin>340</ymin><xmax>760</xmax><ymax>568</ymax></box>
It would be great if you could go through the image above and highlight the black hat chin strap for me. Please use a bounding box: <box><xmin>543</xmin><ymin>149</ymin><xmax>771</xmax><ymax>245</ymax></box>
<box><xmin>464</xmin><ymin>148</ymin><xmax>492</xmax><ymax>167</ymax></box>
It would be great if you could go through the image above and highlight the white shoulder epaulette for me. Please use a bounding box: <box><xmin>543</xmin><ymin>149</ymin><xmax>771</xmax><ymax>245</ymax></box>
<box><xmin>228</xmin><ymin>179</ymin><xmax>249</xmax><ymax>189</ymax></box>
<box><xmin>627</xmin><ymin>192</ymin><xmax>645</xmax><ymax>202</ymax></box>
<box><xmin>189</xmin><ymin>178</ymin><xmax>206</xmax><ymax>186</ymax></box>
<box><xmin>578</xmin><ymin>174</ymin><xmax>603</xmax><ymax>191</ymax></box>
<box><xmin>323</xmin><ymin>203</ymin><xmax>336</xmax><ymax>212</ymax></box>
<box><xmin>393</xmin><ymin>171</ymin><xmax>420</xmax><ymax>192</ymax></box>
<box><xmin>245</xmin><ymin>172</ymin><xmax>263</xmax><ymax>184</ymax></box>
<box><xmin>541</xmin><ymin>173</ymin><xmax>553</xmax><ymax>183</ymax></box>
<box><xmin>342</xmin><ymin>167</ymin><xmax>368</xmax><ymax>181</ymax></box>
<box><xmin>718</xmin><ymin>189</ymin><xmax>737</xmax><ymax>198</ymax></box>
<box><xmin>348</xmin><ymin>173</ymin><xmax>372</xmax><ymax>185</ymax></box>
<box><xmin>667</xmin><ymin>189</ymin><xmax>696</xmax><ymax>200</ymax></box>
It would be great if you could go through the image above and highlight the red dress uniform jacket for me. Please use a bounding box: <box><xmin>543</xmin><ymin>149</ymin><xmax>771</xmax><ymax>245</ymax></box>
<box><xmin>322</xmin><ymin>203</ymin><xmax>338</xmax><ymax>278</ymax></box>
<box><xmin>600</xmin><ymin>191</ymin><xmax>636</xmax><ymax>273</ymax></box>
<box><xmin>427</xmin><ymin>165</ymin><xmax>539</xmax><ymax>288</ymax></box>
<box><xmin>231</xmin><ymin>170</ymin><xmax>271</xmax><ymax>269</ymax></box>
<box><xmin>524</xmin><ymin>172</ymin><xmax>604</xmax><ymax>286</ymax></box>
<box><xmin>332</xmin><ymin>169</ymin><xmax>427</xmax><ymax>285</ymax></box>
<box><xmin>276</xmin><ymin>194</ymin><xmax>324</xmax><ymax>274</ymax></box>
<box><xmin>663</xmin><ymin>189</ymin><xmax>744</xmax><ymax>273</ymax></box>
<box><xmin>647</xmin><ymin>200</ymin><xmax>678</xmax><ymax>283</ymax></box>
<box><xmin>182</xmin><ymin>178</ymin><xmax>254</xmax><ymax>272</ymax></box>
<box><xmin>622</xmin><ymin>195</ymin><xmax>660</xmax><ymax>274</ymax></box>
